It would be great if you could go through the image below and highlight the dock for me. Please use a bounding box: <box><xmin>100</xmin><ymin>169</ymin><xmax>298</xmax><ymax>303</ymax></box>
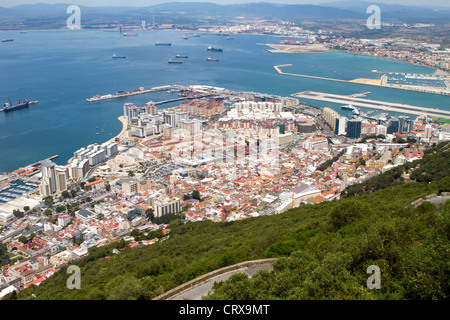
<box><xmin>87</xmin><ymin>85</ymin><xmax>183</xmax><ymax>102</ymax></box>
<box><xmin>292</xmin><ymin>91</ymin><xmax>450</xmax><ymax>119</ymax></box>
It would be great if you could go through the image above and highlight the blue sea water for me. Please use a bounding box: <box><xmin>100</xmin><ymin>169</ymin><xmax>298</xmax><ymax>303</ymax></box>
<box><xmin>0</xmin><ymin>30</ymin><xmax>449</xmax><ymax>172</ymax></box>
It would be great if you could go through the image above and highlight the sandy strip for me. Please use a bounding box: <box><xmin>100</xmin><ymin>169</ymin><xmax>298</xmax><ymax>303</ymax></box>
<box><xmin>105</xmin><ymin>116</ymin><xmax>128</xmax><ymax>144</ymax></box>
<box><xmin>258</xmin><ymin>43</ymin><xmax>330</xmax><ymax>53</ymax></box>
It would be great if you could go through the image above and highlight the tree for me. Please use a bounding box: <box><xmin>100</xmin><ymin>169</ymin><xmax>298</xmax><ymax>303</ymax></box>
<box><xmin>13</xmin><ymin>210</ymin><xmax>24</xmax><ymax>219</ymax></box>
<box><xmin>23</xmin><ymin>206</ymin><xmax>30</xmax><ymax>212</ymax></box>
<box><xmin>61</xmin><ymin>190</ymin><xmax>71</xmax><ymax>199</ymax></box>
<box><xmin>105</xmin><ymin>183</ymin><xmax>111</xmax><ymax>192</ymax></box>
<box><xmin>44</xmin><ymin>196</ymin><xmax>54</xmax><ymax>207</ymax></box>
<box><xmin>192</xmin><ymin>190</ymin><xmax>201</xmax><ymax>201</ymax></box>
<box><xmin>55</xmin><ymin>206</ymin><xmax>66</xmax><ymax>213</ymax></box>
<box><xmin>145</xmin><ymin>209</ymin><xmax>154</xmax><ymax>220</ymax></box>
<box><xmin>18</xmin><ymin>236</ymin><xmax>28</xmax><ymax>244</ymax></box>
<box><xmin>128</xmin><ymin>171</ymin><xmax>135</xmax><ymax>177</ymax></box>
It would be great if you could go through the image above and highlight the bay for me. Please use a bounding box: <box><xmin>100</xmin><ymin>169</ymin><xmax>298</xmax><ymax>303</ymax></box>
<box><xmin>0</xmin><ymin>29</ymin><xmax>448</xmax><ymax>173</ymax></box>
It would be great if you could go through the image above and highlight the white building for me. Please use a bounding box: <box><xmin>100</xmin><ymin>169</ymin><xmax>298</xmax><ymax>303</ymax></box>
<box><xmin>304</xmin><ymin>136</ymin><xmax>328</xmax><ymax>151</ymax></box>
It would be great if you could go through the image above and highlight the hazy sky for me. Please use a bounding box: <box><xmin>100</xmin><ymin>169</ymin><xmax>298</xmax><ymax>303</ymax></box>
<box><xmin>1</xmin><ymin>0</ymin><xmax>449</xmax><ymax>7</ymax></box>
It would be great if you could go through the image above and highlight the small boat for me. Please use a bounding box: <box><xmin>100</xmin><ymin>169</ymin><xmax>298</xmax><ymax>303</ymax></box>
<box><xmin>112</xmin><ymin>54</ymin><xmax>126</xmax><ymax>59</ymax></box>
<box><xmin>182</xmin><ymin>36</ymin><xmax>188</xmax><ymax>40</ymax></box>
<box><xmin>175</xmin><ymin>55</ymin><xmax>188</xmax><ymax>58</ymax></box>
<box><xmin>192</xmin><ymin>34</ymin><xmax>200</xmax><ymax>37</ymax></box>
<box><xmin>168</xmin><ymin>60</ymin><xmax>182</xmax><ymax>64</ymax></box>
<box><xmin>155</xmin><ymin>42</ymin><xmax>171</xmax><ymax>46</ymax></box>
<box><xmin>123</xmin><ymin>33</ymin><xmax>138</xmax><ymax>37</ymax></box>
<box><xmin>207</xmin><ymin>57</ymin><xmax>219</xmax><ymax>62</ymax></box>
<box><xmin>341</xmin><ymin>104</ymin><xmax>360</xmax><ymax>115</ymax></box>
<box><xmin>226</xmin><ymin>37</ymin><xmax>234</xmax><ymax>40</ymax></box>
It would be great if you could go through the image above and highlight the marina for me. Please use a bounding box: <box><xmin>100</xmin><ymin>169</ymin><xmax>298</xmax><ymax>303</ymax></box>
<box><xmin>275</xmin><ymin>65</ymin><xmax>450</xmax><ymax>96</ymax></box>
<box><xmin>292</xmin><ymin>91</ymin><xmax>450</xmax><ymax>119</ymax></box>
<box><xmin>0</xmin><ymin>180</ymin><xmax>38</xmax><ymax>204</ymax></box>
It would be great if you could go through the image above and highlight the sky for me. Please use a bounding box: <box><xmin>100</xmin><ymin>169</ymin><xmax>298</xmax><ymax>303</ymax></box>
<box><xmin>1</xmin><ymin>0</ymin><xmax>449</xmax><ymax>7</ymax></box>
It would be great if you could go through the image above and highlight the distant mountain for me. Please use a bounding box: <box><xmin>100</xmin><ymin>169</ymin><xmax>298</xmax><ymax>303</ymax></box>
<box><xmin>321</xmin><ymin>1</ymin><xmax>450</xmax><ymax>23</ymax></box>
<box><xmin>0</xmin><ymin>1</ymin><xmax>448</xmax><ymax>29</ymax></box>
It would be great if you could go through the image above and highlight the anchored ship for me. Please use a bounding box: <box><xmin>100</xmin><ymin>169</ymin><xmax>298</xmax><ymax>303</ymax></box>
<box><xmin>3</xmin><ymin>100</ymin><xmax>29</xmax><ymax>112</ymax></box>
<box><xmin>207</xmin><ymin>57</ymin><xmax>219</xmax><ymax>62</ymax></box>
<box><xmin>175</xmin><ymin>55</ymin><xmax>188</xmax><ymax>58</ymax></box>
<box><xmin>112</xmin><ymin>54</ymin><xmax>126</xmax><ymax>59</ymax></box>
<box><xmin>168</xmin><ymin>60</ymin><xmax>182</xmax><ymax>64</ymax></box>
<box><xmin>1</xmin><ymin>39</ymin><xmax>14</xmax><ymax>42</ymax></box>
<box><xmin>207</xmin><ymin>46</ymin><xmax>223</xmax><ymax>52</ymax></box>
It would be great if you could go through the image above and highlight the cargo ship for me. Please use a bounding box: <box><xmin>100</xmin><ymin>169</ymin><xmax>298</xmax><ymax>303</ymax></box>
<box><xmin>168</xmin><ymin>60</ymin><xmax>182</xmax><ymax>64</ymax></box>
<box><xmin>3</xmin><ymin>100</ymin><xmax>29</xmax><ymax>112</ymax></box>
<box><xmin>207</xmin><ymin>57</ymin><xmax>219</xmax><ymax>62</ymax></box>
<box><xmin>155</xmin><ymin>42</ymin><xmax>171</xmax><ymax>46</ymax></box>
<box><xmin>175</xmin><ymin>55</ymin><xmax>188</xmax><ymax>58</ymax></box>
<box><xmin>207</xmin><ymin>46</ymin><xmax>223</xmax><ymax>52</ymax></box>
<box><xmin>1</xmin><ymin>39</ymin><xmax>14</xmax><ymax>42</ymax></box>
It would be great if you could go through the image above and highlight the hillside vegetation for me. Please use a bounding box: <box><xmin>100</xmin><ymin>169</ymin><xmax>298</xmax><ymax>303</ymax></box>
<box><xmin>9</xmin><ymin>142</ymin><xmax>450</xmax><ymax>300</ymax></box>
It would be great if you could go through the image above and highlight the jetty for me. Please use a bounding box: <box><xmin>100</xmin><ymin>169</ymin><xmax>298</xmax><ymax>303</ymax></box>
<box><xmin>87</xmin><ymin>85</ymin><xmax>183</xmax><ymax>102</ymax></box>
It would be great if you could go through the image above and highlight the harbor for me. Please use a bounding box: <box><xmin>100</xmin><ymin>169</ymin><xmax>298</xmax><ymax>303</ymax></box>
<box><xmin>292</xmin><ymin>91</ymin><xmax>450</xmax><ymax>119</ymax></box>
<box><xmin>275</xmin><ymin>65</ymin><xmax>450</xmax><ymax>96</ymax></box>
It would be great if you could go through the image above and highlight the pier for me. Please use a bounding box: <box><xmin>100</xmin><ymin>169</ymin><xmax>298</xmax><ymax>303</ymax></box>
<box><xmin>292</xmin><ymin>91</ymin><xmax>450</xmax><ymax>119</ymax></box>
<box><xmin>87</xmin><ymin>85</ymin><xmax>183</xmax><ymax>102</ymax></box>
<box><xmin>274</xmin><ymin>64</ymin><xmax>349</xmax><ymax>83</ymax></box>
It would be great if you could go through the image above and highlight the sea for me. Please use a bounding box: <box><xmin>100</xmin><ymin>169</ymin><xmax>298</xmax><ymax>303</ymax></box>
<box><xmin>0</xmin><ymin>29</ymin><xmax>449</xmax><ymax>173</ymax></box>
